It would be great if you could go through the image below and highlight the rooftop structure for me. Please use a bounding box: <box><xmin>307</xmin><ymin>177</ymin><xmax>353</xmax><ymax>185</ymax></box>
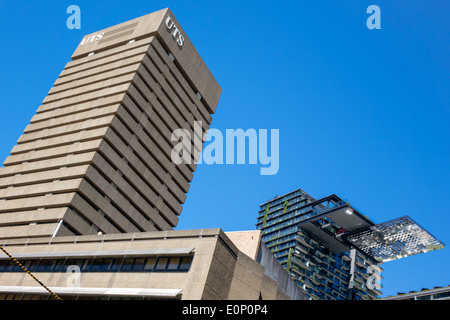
<box><xmin>381</xmin><ymin>284</ymin><xmax>450</xmax><ymax>301</ymax></box>
<box><xmin>345</xmin><ymin>215</ymin><xmax>444</xmax><ymax>263</ymax></box>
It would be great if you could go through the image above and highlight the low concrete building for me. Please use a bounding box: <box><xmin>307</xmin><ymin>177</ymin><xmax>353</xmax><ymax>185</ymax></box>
<box><xmin>0</xmin><ymin>229</ymin><xmax>304</xmax><ymax>300</ymax></box>
<box><xmin>381</xmin><ymin>285</ymin><xmax>450</xmax><ymax>301</ymax></box>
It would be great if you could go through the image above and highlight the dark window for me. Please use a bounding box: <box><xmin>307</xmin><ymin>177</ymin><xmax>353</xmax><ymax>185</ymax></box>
<box><xmin>90</xmin><ymin>259</ymin><xmax>107</xmax><ymax>272</ymax></box>
<box><xmin>110</xmin><ymin>258</ymin><xmax>123</xmax><ymax>272</ymax></box>
<box><xmin>62</xmin><ymin>259</ymin><xmax>85</xmax><ymax>272</ymax></box>
<box><xmin>100</xmin><ymin>259</ymin><xmax>113</xmax><ymax>272</ymax></box>
<box><xmin>20</xmin><ymin>260</ymin><xmax>32</xmax><ymax>271</ymax></box>
<box><xmin>51</xmin><ymin>260</ymin><xmax>65</xmax><ymax>272</ymax></box>
<box><xmin>167</xmin><ymin>257</ymin><xmax>180</xmax><ymax>271</ymax></box>
<box><xmin>11</xmin><ymin>261</ymin><xmax>23</xmax><ymax>272</ymax></box>
<box><xmin>35</xmin><ymin>260</ymin><xmax>53</xmax><ymax>272</ymax></box>
<box><xmin>120</xmin><ymin>258</ymin><xmax>135</xmax><ymax>272</ymax></box>
<box><xmin>143</xmin><ymin>258</ymin><xmax>156</xmax><ymax>271</ymax></box>
<box><xmin>131</xmin><ymin>258</ymin><xmax>145</xmax><ymax>271</ymax></box>
<box><xmin>178</xmin><ymin>256</ymin><xmax>193</xmax><ymax>271</ymax></box>
<box><xmin>434</xmin><ymin>291</ymin><xmax>450</xmax><ymax>299</ymax></box>
<box><xmin>27</xmin><ymin>260</ymin><xmax>40</xmax><ymax>272</ymax></box>
<box><xmin>155</xmin><ymin>257</ymin><xmax>168</xmax><ymax>271</ymax></box>
<box><xmin>80</xmin><ymin>259</ymin><xmax>91</xmax><ymax>272</ymax></box>
<box><xmin>62</xmin><ymin>259</ymin><xmax>76</xmax><ymax>272</ymax></box>
<box><xmin>0</xmin><ymin>256</ymin><xmax>193</xmax><ymax>273</ymax></box>
<box><xmin>0</xmin><ymin>261</ymin><xmax>10</xmax><ymax>272</ymax></box>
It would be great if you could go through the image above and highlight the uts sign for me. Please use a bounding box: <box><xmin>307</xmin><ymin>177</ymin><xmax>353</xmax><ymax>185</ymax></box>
<box><xmin>79</xmin><ymin>16</ymin><xmax>185</xmax><ymax>48</ymax></box>
<box><xmin>80</xmin><ymin>32</ymin><xmax>104</xmax><ymax>46</ymax></box>
<box><xmin>165</xmin><ymin>16</ymin><xmax>185</xmax><ymax>48</ymax></box>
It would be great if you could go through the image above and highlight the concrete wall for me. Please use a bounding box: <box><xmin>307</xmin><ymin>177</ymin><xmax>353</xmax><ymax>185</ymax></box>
<box><xmin>0</xmin><ymin>229</ymin><xmax>304</xmax><ymax>300</ymax></box>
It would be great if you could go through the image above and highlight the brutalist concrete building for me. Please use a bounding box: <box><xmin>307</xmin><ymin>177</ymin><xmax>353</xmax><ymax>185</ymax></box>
<box><xmin>0</xmin><ymin>8</ymin><xmax>304</xmax><ymax>300</ymax></box>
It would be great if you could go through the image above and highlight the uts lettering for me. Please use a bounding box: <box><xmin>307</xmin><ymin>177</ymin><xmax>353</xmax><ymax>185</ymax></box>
<box><xmin>80</xmin><ymin>32</ymin><xmax>104</xmax><ymax>46</ymax></box>
<box><xmin>165</xmin><ymin>16</ymin><xmax>185</xmax><ymax>48</ymax></box>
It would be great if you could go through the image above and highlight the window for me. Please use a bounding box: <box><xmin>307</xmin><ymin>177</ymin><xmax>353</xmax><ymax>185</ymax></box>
<box><xmin>110</xmin><ymin>258</ymin><xmax>123</xmax><ymax>272</ymax></box>
<box><xmin>90</xmin><ymin>259</ymin><xmax>112</xmax><ymax>272</ymax></box>
<box><xmin>80</xmin><ymin>259</ymin><xmax>91</xmax><ymax>271</ymax></box>
<box><xmin>27</xmin><ymin>260</ymin><xmax>40</xmax><ymax>272</ymax></box>
<box><xmin>100</xmin><ymin>259</ymin><xmax>114</xmax><ymax>271</ymax></box>
<box><xmin>131</xmin><ymin>258</ymin><xmax>146</xmax><ymax>271</ymax></box>
<box><xmin>143</xmin><ymin>258</ymin><xmax>156</xmax><ymax>271</ymax></box>
<box><xmin>35</xmin><ymin>260</ymin><xmax>53</xmax><ymax>272</ymax></box>
<box><xmin>155</xmin><ymin>257</ymin><xmax>168</xmax><ymax>271</ymax></box>
<box><xmin>62</xmin><ymin>259</ymin><xmax>84</xmax><ymax>272</ymax></box>
<box><xmin>167</xmin><ymin>257</ymin><xmax>180</xmax><ymax>271</ymax></box>
<box><xmin>178</xmin><ymin>257</ymin><xmax>193</xmax><ymax>271</ymax></box>
<box><xmin>51</xmin><ymin>260</ymin><xmax>65</xmax><ymax>272</ymax></box>
<box><xmin>0</xmin><ymin>255</ymin><xmax>193</xmax><ymax>273</ymax></box>
<box><xmin>11</xmin><ymin>262</ymin><xmax>23</xmax><ymax>272</ymax></box>
<box><xmin>120</xmin><ymin>259</ymin><xmax>135</xmax><ymax>272</ymax></box>
<box><xmin>0</xmin><ymin>261</ymin><xmax>14</xmax><ymax>272</ymax></box>
<box><xmin>62</xmin><ymin>259</ymin><xmax>76</xmax><ymax>272</ymax></box>
<box><xmin>434</xmin><ymin>291</ymin><xmax>450</xmax><ymax>299</ymax></box>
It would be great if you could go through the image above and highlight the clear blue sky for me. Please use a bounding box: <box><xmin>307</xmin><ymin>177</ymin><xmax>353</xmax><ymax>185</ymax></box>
<box><xmin>0</xmin><ymin>1</ymin><xmax>448</xmax><ymax>298</ymax></box>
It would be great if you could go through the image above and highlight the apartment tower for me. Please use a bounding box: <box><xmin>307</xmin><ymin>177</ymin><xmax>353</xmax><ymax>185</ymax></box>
<box><xmin>257</xmin><ymin>188</ymin><xmax>444</xmax><ymax>300</ymax></box>
<box><xmin>0</xmin><ymin>8</ymin><xmax>221</xmax><ymax>240</ymax></box>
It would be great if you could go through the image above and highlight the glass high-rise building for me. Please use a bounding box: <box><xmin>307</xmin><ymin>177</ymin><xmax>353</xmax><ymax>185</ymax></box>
<box><xmin>256</xmin><ymin>188</ymin><xmax>445</xmax><ymax>300</ymax></box>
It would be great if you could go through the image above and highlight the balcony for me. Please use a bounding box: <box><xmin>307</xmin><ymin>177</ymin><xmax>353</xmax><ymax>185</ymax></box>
<box><xmin>309</xmin><ymin>276</ymin><xmax>321</xmax><ymax>286</ymax></box>
<box><xmin>303</xmin><ymin>280</ymin><xmax>315</xmax><ymax>289</ymax></box>
<box><xmin>295</xmin><ymin>245</ymin><xmax>309</xmax><ymax>255</ymax></box>
<box><xmin>309</xmin><ymin>294</ymin><xmax>321</xmax><ymax>300</ymax></box>
<box><xmin>354</xmin><ymin>281</ymin><xmax>364</xmax><ymax>291</ymax></box>
<box><xmin>355</xmin><ymin>258</ymin><xmax>367</xmax><ymax>268</ymax></box>
<box><xmin>316</xmin><ymin>250</ymin><xmax>326</xmax><ymax>258</ymax></box>
<box><xmin>342</xmin><ymin>253</ymin><xmax>351</xmax><ymax>262</ymax></box>
<box><xmin>291</xmin><ymin>266</ymin><xmax>306</xmax><ymax>277</ymax></box>
<box><xmin>296</xmin><ymin>236</ymin><xmax>314</xmax><ymax>249</ymax></box>
<box><xmin>354</xmin><ymin>274</ymin><xmax>365</xmax><ymax>284</ymax></box>
<box><xmin>311</xmin><ymin>255</ymin><xmax>322</xmax><ymax>264</ymax></box>
<box><xmin>369</xmin><ymin>287</ymin><xmax>383</xmax><ymax>296</ymax></box>
<box><xmin>292</xmin><ymin>257</ymin><xmax>310</xmax><ymax>271</ymax></box>
<box><xmin>314</xmin><ymin>272</ymin><xmax>323</xmax><ymax>279</ymax></box>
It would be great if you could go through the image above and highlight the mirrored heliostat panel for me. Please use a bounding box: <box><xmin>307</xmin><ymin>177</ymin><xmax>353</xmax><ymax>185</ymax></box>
<box><xmin>344</xmin><ymin>216</ymin><xmax>445</xmax><ymax>263</ymax></box>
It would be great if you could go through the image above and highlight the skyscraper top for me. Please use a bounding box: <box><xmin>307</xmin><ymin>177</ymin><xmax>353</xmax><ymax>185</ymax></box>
<box><xmin>72</xmin><ymin>8</ymin><xmax>221</xmax><ymax>113</ymax></box>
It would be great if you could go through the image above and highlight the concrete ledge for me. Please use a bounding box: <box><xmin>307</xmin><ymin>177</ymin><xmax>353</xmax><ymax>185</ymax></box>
<box><xmin>0</xmin><ymin>285</ymin><xmax>182</xmax><ymax>298</ymax></box>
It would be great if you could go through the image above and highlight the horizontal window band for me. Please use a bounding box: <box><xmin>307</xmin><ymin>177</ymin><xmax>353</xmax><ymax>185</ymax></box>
<box><xmin>0</xmin><ymin>247</ymin><xmax>194</xmax><ymax>260</ymax></box>
<box><xmin>0</xmin><ymin>255</ymin><xmax>193</xmax><ymax>273</ymax></box>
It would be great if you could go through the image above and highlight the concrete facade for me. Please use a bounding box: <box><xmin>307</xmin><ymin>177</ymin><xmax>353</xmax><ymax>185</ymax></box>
<box><xmin>0</xmin><ymin>229</ymin><xmax>304</xmax><ymax>300</ymax></box>
<box><xmin>0</xmin><ymin>8</ymin><xmax>221</xmax><ymax>240</ymax></box>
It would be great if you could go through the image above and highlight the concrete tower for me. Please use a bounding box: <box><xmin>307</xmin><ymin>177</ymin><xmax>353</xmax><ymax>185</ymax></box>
<box><xmin>0</xmin><ymin>8</ymin><xmax>221</xmax><ymax>240</ymax></box>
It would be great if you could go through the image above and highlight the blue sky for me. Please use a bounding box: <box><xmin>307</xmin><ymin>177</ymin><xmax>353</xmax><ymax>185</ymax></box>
<box><xmin>0</xmin><ymin>1</ymin><xmax>449</xmax><ymax>298</ymax></box>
